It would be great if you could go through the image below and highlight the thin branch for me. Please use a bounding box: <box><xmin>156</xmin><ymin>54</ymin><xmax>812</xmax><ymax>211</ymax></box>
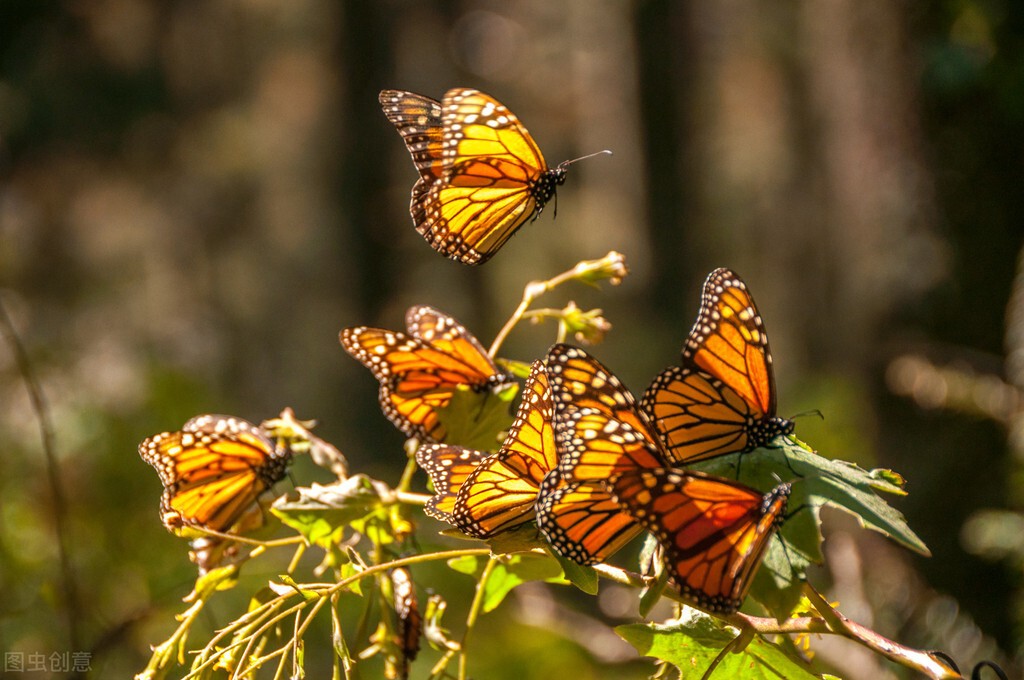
<box><xmin>0</xmin><ymin>294</ymin><xmax>79</xmax><ymax>649</ymax></box>
<box><xmin>459</xmin><ymin>555</ymin><xmax>498</xmax><ymax>680</ymax></box>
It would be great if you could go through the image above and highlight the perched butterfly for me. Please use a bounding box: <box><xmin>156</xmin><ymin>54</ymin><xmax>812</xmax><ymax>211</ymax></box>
<box><xmin>607</xmin><ymin>467</ymin><xmax>791</xmax><ymax>615</ymax></box>
<box><xmin>448</xmin><ymin>361</ymin><xmax>558</xmax><ymax>538</ymax></box>
<box><xmin>415</xmin><ymin>444</ymin><xmax>487</xmax><ymax>523</ymax></box>
<box><xmin>341</xmin><ymin>305</ymin><xmax>513</xmax><ymax>443</ymax></box>
<box><xmin>380</xmin><ymin>88</ymin><xmax>608</xmax><ymax>265</ymax></box>
<box><xmin>139</xmin><ymin>414</ymin><xmax>292</xmax><ymax>534</ymax></box>
<box><xmin>389</xmin><ymin>567</ymin><xmax>421</xmax><ymax>679</ymax></box>
<box><xmin>417</xmin><ymin>362</ymin><xmax>639</xmax><ymax>560</ymax></box>
<box><xmin>542</xmin><ymin>345</ymin><xmax>790</xmax><ymax>605</ymax></box>
<box><xmin>641</xmin><ymin>268</ymin><xmax>794</xmax><ymax>464</ymax></box>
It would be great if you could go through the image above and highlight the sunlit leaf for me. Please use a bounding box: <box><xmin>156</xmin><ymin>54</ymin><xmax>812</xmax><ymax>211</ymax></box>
<box><xmin>617</xmin><ymin>615</ymin><xmax>819</xmax><ymax>679</ymax></box>
<box><xmin>436</xmin><ymin>383</ymin><xmax>518</xmax><ymax>451</ymax></box>
<box><xmin>448</xmin><ymin>553</ymin><xmax>564</xmax><ymax>612</ymax></box>
<box><xmin>272</xmin><ymin>476</ymin><xmax>387</xmax><ymax>545</ymax></box>
<box><xmin>550</xmin><ymin>549</ymin><xmax>599</xmax><ymax>595</ymax></box>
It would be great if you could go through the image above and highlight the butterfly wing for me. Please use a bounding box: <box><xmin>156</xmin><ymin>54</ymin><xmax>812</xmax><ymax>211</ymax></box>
<box><xmin>414</xmin><ymin>443</ymin><xmax>488</xmax><ymax>522</ymax></box>
<box><xmin>607</xmin><ymin>467</ymin><xmax>790</xmax><ymax>614</ymax></box>
<box><xmin>545</xmin><ymin>344</ymin><xmax>651</xmax><ymax>433</ymax></box>
<box><xmin>641</xmin><ymin>366</ymin><xmax>792</xmax><ymax>464</ymax></box>
<box><xmin>451</xmin><ymin>362</ymin><xmax>559</xmax><ymax>538</ymax></box>
<box><xmin>407</xmin><ymin>89</ymin><xmax>563</xmax><ymax>265</ymax></box>
<box><xmin>535</xmin><ymin>471</ymin><xmax>642</xmax><ymax>565</ymax></box>
<box><xmin>545</xmin><ymin>344</ymin><xmax>667</xmax><ymax>480</ymax></box>
<box><xmin>379</xmin><ymin>89</ymin><xmax>445</xmax><ymax>185</ymax></box>
<box><xmin>139</xmin><ymin>415</ymin><xmax>291</xmax><ymax>533</ymax></box>
<box><xmin>683</xmin><ymin>268</ymin><xmax>778</xmax><ymax>417</ymax></box>
<box><xmin>341</xmin><ymin>306</ymin><xmax>509</xmax><ymax>442</ymax></box>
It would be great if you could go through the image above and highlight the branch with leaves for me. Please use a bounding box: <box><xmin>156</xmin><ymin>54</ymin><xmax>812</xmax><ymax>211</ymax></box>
<box><xmin>134</xmin><ymin>254</ymin><xmax>1003</xmax><ymax>680</ymax></box>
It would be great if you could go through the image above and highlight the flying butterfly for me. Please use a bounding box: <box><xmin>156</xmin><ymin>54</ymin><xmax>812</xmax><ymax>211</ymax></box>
<box><xmin>542</xmin><ymin>344</ymin><xmax>790</xmax><ymax>606</ymax></box>
<box><xmin>341</xmin><ymin>305</ymin><xmax>513</xmax><ymax>443</ymax></box>
<box><xmin>139</xmin><ymin>414</ymin><xmax>292</xmax><ymax>534</ymax></box>
<box><xmin>607</xmin><ymin>467</ymin><xmax>791</xmax><ymax>615</ymax></box>
<box><xmin>380</xmin><ymin>88</ymin><xmax>610</xmax><ymax>265</ymax></box>
<box><xmin>641</xmin><ymin>268</ymin><xmax>794</xmax><ymax>465</ymax></box>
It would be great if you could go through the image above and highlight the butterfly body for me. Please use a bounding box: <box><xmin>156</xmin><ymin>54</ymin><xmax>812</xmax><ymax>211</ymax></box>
<box><xmin>341</xmin><ymin>305</ymin><xmax>512</xmax><ymax>442</ymax></box>
<box><xmin>139</xmin><ymin>415</ymin><xmax>292</xmax><ymax>534</ymax></box>
<box><xmin>642</xmin><ymin>269</ymin><xmax>794</xmax><ymax>464</ymax></box>
<box><xmin>381</xmin><ymin>88</ymin><xmax>578</xmax><ymax>264</ymax></box>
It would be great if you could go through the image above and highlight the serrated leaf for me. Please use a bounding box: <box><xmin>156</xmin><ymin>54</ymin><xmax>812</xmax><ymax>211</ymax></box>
<box><xmin>617</xmin><ymin>616</ymin><xmax>820</xmax><ymax>679</ymax></box>
<box><xmin>436</xmin><ymin>383</ymin><xmax>517</xmax><ymax>451</ymax></box>
<box><xmin>272</xmin><ymin>477</ymin><xmax>386</xmax><ymax>545</ymax></box>
<box><xmin>684</xmin><ymin>436</ymin><xmax>928</xmax><ymax>618</ymax></box>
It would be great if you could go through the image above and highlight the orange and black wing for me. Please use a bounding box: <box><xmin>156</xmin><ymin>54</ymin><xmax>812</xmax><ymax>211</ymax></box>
<box><xmin>414</xmin><ymin>443</ymin><xmax>488</xmax><ymax>523</ymax></box>
<box><xmin>535</xmin><ymin>470</ymin><xmax>642</xmax><ymax>565</ymax></box>
<box><xmin>139</xmin><ymin>415</ymin><xmax>291</xmax><ymax>533</ymax></box>
<box><xmin>554</xmin><ymin>407</ymin><xmax>666</xmax><ymax>481</ymax></box>
<box><xmin>545</xmin><ymin>343</ymin><xmax>652</xmax><ymax>435</ymax></box>
<box><xmin>407</xmin><ymin>89</ymin><xmax>566</xmax><ymax>264</ymax></box>
<box><xmin>451</xmin><ymin>362</ymin><xmax>559</xmax><ymax>538</ymax></box>
<box><xmin>545</xmin><ymin>344</ymin><xmax>667</xmax><ymax>480</ymax></box>
<box><xmin>642</xmin><ymin>268</ymin><xmax>793</xmax><ymax>463</ymax></box>
<box><xmin>341</xmin><ymin>305</ymin><xmax>509</xmax><ymax>442</ymax></box>
<box><xmin>379</xmin><ymin>89</ymin><xmax>445</xmax><ymax>185</ymax></box>
<box><xmin>607</xmin><ymin>467</ymin><xmax>790</xmax><ymax>614</ymax></box>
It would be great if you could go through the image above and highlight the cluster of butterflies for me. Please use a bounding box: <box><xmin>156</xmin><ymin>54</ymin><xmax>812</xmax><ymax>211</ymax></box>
<box><xmin>138</xmin><ymin>88</ymin><xmax>800</xmax><ymax>615</ymax></box>
<box><xmin>341</xmin><ymin>268</ymin><xmax>797</xmax><ymax>615</ymax></box>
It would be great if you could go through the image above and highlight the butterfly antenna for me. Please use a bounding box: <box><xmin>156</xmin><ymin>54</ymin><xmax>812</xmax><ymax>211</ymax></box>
<box><xmin>556</xmin><ymin>149</ymin><xmax>612</xmax><ymax>171</ymax></box>
<box><xmin>789</xmin><ymin>409</ymin><xmax>824</xmax><ymax>421</ymax></box>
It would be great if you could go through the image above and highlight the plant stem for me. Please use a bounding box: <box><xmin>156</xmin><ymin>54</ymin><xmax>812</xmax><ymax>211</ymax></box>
<box><xmin>0</xmin><ymin>295</ymin><xmax>79</xmax><ymax>649</ymax></box>
<box><xmin>458</xmin><ymin>556</ymin><xmax>498</xmax><ymax>680</ymax></box>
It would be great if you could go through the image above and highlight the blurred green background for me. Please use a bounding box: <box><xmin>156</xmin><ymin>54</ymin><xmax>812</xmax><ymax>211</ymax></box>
<box><xmin>2</xmin><ymin>1</ymin><xmax>1023</xmax><ymax>678</ymax></box>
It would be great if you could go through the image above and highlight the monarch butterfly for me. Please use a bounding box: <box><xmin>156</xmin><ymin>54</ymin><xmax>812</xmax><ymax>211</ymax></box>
<box><xmin>607</xmin><ymin>467</ymin><xmax>791</xmax><ymax>615</ymax></box>
<box><xmin>341</xmin><ymin>305</ymin><xmax>512</xmax><ymax>443</ymax></box>
<box><xmin>416</xmin><ymin>362</ymin><xmax>639</xmax><ymax>561</ymax></box>
<box><xmin>641</xmin><ymin>268</ymin><xmax>794</xmax><ymax>464</ymax></box>
<box><xmin>534</xmin><ymin>471</ymin><xmax>643</xmax><ymax>566</ymax></box>
<box><xmin>139</xmin><ymin>414</ymin><xmax>292</xmax><ymax>534</ymax></box>
<box><xmin>543</xmin><ymin>345</ymin><xmax>790</xmax><ymax>606</ymax></box>
<box><xmin>389</xmin><ymin>567</ymin><xmax>421</xmax><ymax>679</ymax></box>
<box><xmin>380</xmin><ymin>88</ymin><xmax>608</xmax><ymax>265</ymax></box>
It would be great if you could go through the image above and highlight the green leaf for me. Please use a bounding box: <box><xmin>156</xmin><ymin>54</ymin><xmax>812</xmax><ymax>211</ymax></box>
<box><xmin>271</xmin><ymin>476</ymin><xmax>386</xmax><ymax>545</ymax></box>
<box><xmin>436</xmin><ymin>383</ymin><xmax>518</xmax><ymax>451</ymax></box>
<box><xmin>686</xmin><ymin>436</ymin><xmax>928</xmax><ymax>618</ymax></box>
<box><xmin>616</xmin><ymin>616</ymin><xmax>820</xmax><ymax>679</ymax></box>
<box><xmin>550</xmin><ymin>549</ymin><xmax>599</xmax><ymax>595</ymax></box>
<box><xmin>448</xmin><ymin>553</ymin><xmax>565</xmax><ymax>612</ymax></box>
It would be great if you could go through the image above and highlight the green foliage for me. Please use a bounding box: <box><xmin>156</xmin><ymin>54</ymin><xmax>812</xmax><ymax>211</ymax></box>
<box><xmin>617</xmin><ymin>616</ymin><xmax>821</xmax><ymax>679</ymax></box>
<box><xmin>447</xmin><ymin>553</ymin><xmax>565</xmax><ymax>613</ymax></box>
<box><xmin>131</xmin><ymin>255</ymin><xmax>945</xmax><ymax>680</ymax></box>
<box><xmin>436</xmin><ymin>383</ymin><xmax>519</xmax><ymax>451</ymax></box>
